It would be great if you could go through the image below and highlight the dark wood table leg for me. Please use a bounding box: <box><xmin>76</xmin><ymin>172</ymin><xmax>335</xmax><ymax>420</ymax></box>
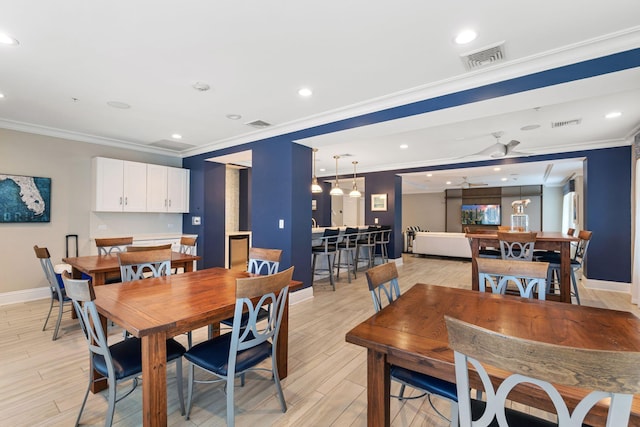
<box><xmin>142</xmin><ymin>333</ymin><xmax>168</xmax><ymax>427</ymax></box>
<box><xmin>470</xmin><ymin>239</ymin><xmax>480</xmax><ymax>291</ymax></box>
<box><xmin>277</xmin><ymin>293</ymin><xmax>290</xmax><ymax>379</ymax></box>
<box><xmin>560</xmin><ymin>241</ymin><xmax>572</xmax><ymax>303</ymax></box>
<box><xmin>367</xmin><ymin>348</ymin><xmax>390</xmax><ymax>427</ymax></box>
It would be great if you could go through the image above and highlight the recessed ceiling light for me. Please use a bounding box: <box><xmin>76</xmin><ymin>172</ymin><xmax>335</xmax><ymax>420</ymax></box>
<box><xmin>192</xmin><ymin>82</ymin><xmax>210</xmax><ymax>92</ymax></box>
<box><xmin>521</xmin><ymin>124</ymin><xmax>541</xmax><ymax>131</ymax></box>
<box><xmin>446</xmin><ymin>181</ymin><xmax>452</xmax><ymax>185</ymax></box>
<box><xmin>298</xmin><ymin>88</ymin><xmax>313</xmax><ymax>97</ymax></box>
<box><xmin>501</xmin><ymin>177</ymin><xmax>508</xmax><ymax>181</ymax></box>
<box><xmin>605</xmin><ymin>111</ymin><xmax>622</xmax><ymax>119</ymax></box>
<box><xmin>171</xmin><ymin>134</ymin><xmax>182</xmax><ymax>140</ymax></box>
<box><xmin>426</xmin><ymin>173</ymin><xmax>433</xmax><ymax>177</ymax></box>
<box><xmin>400</xmin><ymin>144</ymin><xmax>409</xmax><ymax>149</ymax></box>
<box><xmin>0</xmin><ymin>33</ymin><xmax>19</xmax><ymax>45</ymax></box>
<box><xmin>319</xmin><ymin>168</ymin><xmax>326</xmax><ymax>172</ymax></box>
<box><xmin>226</xmin><ymin>114</ymin><xmax>242</xmax><ymax>120</ymax></box>
<box><xmin>493</xmin><ymin>167</ymin><xmax>501</xmax><ymax>171</ymax></box>
<box><xmin>0</xmin><ymin>93</ymin><xmax>5</xmax><ymax>99</ymax></box>
<box><xmin>455</xmin><ymin>29</ymin><xmax>477</xmax><ymax>45</ymax></box>
<box><xmin>107</xmin><ymin>101</ymin><xmax>131</xmax><ymax>109</ymax></box>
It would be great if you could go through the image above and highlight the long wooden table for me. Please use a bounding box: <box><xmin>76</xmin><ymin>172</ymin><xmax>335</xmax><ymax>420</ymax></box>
<box><xmin>346</xmin><ymin>284</ymin><xmax>640</xmax><ymax>427</ymax></box>
<box><xmin>63</xmin><ymin>251</ymin><xmax>200</xmax><ymax>286</ymax></box>
<box><xmin>466</xmin><ymin>231</ymin><xmax>578</xmax><ymax>303</ymax></box>
<box><xmin>92</xmin><ymin>267</ymin><xmax>302</xmax><ymax>427</ymax></box>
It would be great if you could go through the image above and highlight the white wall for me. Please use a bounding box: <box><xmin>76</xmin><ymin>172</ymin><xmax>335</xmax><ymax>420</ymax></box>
<box><xmin>402</xmin><ymin>192</ymin><xmax>446</xmax><ymax>231</ymax></box>
<box><xmin>1</xmin><ymin>128</ymin><xmax>182</xmax><ymax>294</ymax></box>
<box><xmin>542</xmin><ymin>186</ymin><xmax>563</xmax><ymax>231</ymax></box>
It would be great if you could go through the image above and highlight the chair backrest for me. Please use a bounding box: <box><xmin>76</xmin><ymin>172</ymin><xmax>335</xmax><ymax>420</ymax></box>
<box><xmin>359</xmin><ymin>226</ymin><xmax>379</xmax><ymax>244</ymax></box>
<box><xmin>497</xmin><ymin>231</ymin><xmax>537</xmax><ymax>261</ymax></box>
<box><xmin>229</xmin><ymin>267</ymin><xmax>294</xmax><ymax>361</ymax></box>
<box><xmin>342</xmin><ymin>227</ymin><xmax>360</xmax><ymax>247</ymax></box>
<box><xmin>573</xmin><ymin>230</ymin><xmax>593</xmax><ymax>265</ymax></box>
<box><xmin>62</xmin><ymin>271</ymin><xmax>113</xmax><ymax>372</ymax></box>
<box><xmin>365</xmin><ymin>262</ymin><xmax>401</xmax><ymax>312</ymax></box>
<box><xmin>125</xmin><ymin>243</ymin><xmax>173</xmax><ymax>252</ymax></box>
<box><xmin>117</xmin><ymin>248</ymin><xmax>172</xmax><ymax>281</ymax></box>
<box><xmin>445</xmin><ymin>315</ymin><xmax>640</xmax><ymax>427</ymax></box>
<box><xmin>34</xmin><ymin>245</ymin><xmax>62</xmax><ymax>297</ymax></box>
<box><xmin>178</xmin><ymin>236</ymin><xmax>197</xmax><ymax>254</ymax></box>
<box><xmin>477</xmin><ymin>257</ymin><xmax>548</xmax><ymax>300</ymax></box>
<box><xmin>95</xmin><ymin>237</ymin><xmax>133</xmax><ymax>255</ymax></box>
<box><xmin>248</xmin><ymin>247</ymin><xmax>282</xmax><ymax>275</ymax></box>
<box><xmin>376</xmin><ymin>225</ymin><xmax>391</xmax><ymax>244</ymax></box>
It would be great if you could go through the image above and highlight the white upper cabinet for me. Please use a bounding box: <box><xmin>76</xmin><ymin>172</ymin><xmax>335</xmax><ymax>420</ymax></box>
<box><xmin>167</xmin><ymin>166</ymin><xmax>189</xmax><ymax>213</ymax></box>
<box><xmin>93</xmin><ymin>157</ymin><xmax>147</xmax><ymax>212</ymax></box>
<box><xmin>93</xmin><ymin>157</ymin><xmax>189</xmax><ymax>213</ymax></box>
<box><xmin>146</xmin><ymin>164</ymin><xmax>190</xmax><ymax>213</ymax></box>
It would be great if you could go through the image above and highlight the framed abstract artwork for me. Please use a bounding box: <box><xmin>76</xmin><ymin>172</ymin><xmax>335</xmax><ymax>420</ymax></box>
<box><xmin>371</xmin><ymin>193</ymin><xmax>387</xmax><ymax>211</ymax></box>
<box><xmin>0</xmin><ymin>174</ymin><xmax>51</xmax><ymax>223</ymax></box>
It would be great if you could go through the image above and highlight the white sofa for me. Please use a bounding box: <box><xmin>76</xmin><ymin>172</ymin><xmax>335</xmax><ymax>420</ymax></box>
<box><xmin>412</xmin><ymin>232</ymin><xmax>472</xmax><ymax>258</ymax></box>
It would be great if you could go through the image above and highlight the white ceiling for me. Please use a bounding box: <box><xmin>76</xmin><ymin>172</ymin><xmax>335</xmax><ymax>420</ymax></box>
<box><xmin>1</xmin><ymin>1</ymin><xmax>639</xmax><ymax>192</ymax></box>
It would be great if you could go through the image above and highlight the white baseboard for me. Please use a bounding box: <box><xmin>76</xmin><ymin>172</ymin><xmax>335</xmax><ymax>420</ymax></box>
<box><xmin>0</xmin><ymin>287</ymin><xmax>50</xmax><ymax>306</ymax></box>
<box><xmin>290</xmin><ymin>286</ymin><xmax>313</xmax><ymax>305</ymax></box>
<box><xmin>583</xmin><ymin>277</ymin><xmax>630</xmax><ymax>293</ymax></box>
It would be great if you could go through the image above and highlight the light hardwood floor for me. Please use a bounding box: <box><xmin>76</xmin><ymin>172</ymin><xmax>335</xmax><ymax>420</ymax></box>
<box><xmin>1</xmin><ymin>254</ymin><xmax>637</xmax><ymax>426</ymax></box>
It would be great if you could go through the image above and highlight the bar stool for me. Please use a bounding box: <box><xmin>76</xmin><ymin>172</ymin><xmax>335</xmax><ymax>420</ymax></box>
<box><xmin>311</xmin><ymin>228</ymin><xmax>340</xmax><ymax>290</ymax></box>
<box><xmin>356</xmin><ymin>226</ymin><xmax>378</xmax><ymax>270</ymax></box>
<box><xmin>335</xmin><ymin>227</ymin><xmax>359</xmax><ymax>283</ymax></box>
<box><xmin>374</xmin><ymin>225</ymin><xmax>391</xmax><ymax>264</ymax></box>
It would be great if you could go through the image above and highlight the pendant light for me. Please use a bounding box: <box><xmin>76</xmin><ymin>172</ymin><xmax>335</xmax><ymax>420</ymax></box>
<box><xmin>311</xmin><ymin>148</ymin><xmax>322</xmax><ymax>193</ymax></box>
<box><xmin>329</xmin><ymin>155</ymin><xmax>344</xmax><ymax>196</ymax></box>
<box><xmin>349</xmin><ymin>161</ymin><xmax>361</xmax><ymax>198</ymax></box>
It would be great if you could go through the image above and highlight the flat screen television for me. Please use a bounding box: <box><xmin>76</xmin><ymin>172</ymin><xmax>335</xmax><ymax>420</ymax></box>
<box><xmin>461</xmin><ymin>204</ymin><xmax>501</xmax><ymax>225</ymax></box>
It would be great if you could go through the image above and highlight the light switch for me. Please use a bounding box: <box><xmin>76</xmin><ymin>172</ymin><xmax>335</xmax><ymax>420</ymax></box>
<box><xmin>279</xmin><ymin>219</ymin><xmax>284</xmax><ymax>229</ymax></box>
<box><xmin>374</xmin><ymin>218</ymin><xmax>379</xmax><ymax>224</ymax></box>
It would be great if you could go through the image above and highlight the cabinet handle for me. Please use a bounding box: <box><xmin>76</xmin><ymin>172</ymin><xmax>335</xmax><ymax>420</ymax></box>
<box><xmin>125</xmin><ymin>197</ymin><xmax>128</xmax><ymax>206</ymax></box>
<box><xmin>169</xmin><ymin>199</ymin><xmax>172</xmax><ymax>207</ymax></box>
<box><xmin>119</xmin><ymin>197</ymin><xmax>123</xmax><ymax>206</ymax></box>
<box><xmin>164</xmin><ymin>199</ymin><xmax>167</xmax><ymax>207</ymax></box>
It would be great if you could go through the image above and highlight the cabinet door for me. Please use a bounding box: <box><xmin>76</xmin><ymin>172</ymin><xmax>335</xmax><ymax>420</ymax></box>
<box><xmin>167</xmin><ymin>167</ymin><xmax>189</xmax><ymax>213</ymax></box>
<box><xmin>93</xmin><ymin>157</ymin><xmax>124</xmax><ymax>211</ymax></box>
<box><xmin>122</xmin><ymin>161</ymin><xmax>147</xmax><ymax>212</ymax></box>
<box><xmin>146</xmin><ymin>164</ymin><xmax>168</xmax><ymax>212</ymax></box>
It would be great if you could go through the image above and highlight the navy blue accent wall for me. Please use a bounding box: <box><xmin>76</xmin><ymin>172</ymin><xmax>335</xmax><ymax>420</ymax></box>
<box><xmin>250</xmin><ymin>140</ymin><xmax>312</xmax><ymax>287</ymax></box>
<box><xmin>203</xmin><ymin>161</ymin><xmax>226</xmax><ymax>268</ymax></box>
<box><xmin>181</xmin><ymin>156</ymin><xmax>205</xmax><ymax>269</ymax></box>
<box><xmin>312</xmin><ymin>181</ymin><xmax>332</xmax><ymax>227</ymax></box>
<box><xmin>363</xmin><ymin>170</ymin><xmax>400</xmax><ymax>258</ymax></box>
<box><xmin>582</xmin><ymin>146</ymin><xmax>631</xmax><ymax>282</ymax></box>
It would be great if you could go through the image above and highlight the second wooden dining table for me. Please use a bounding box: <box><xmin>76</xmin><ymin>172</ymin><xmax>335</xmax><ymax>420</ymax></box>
<box><xmin>466</xmin><ymin>231</ymin><xmax>579</xmax><ymax>302</ymax></box>
<box><xmin>92</xmin><ymin>267</ymin><xmax>303</xmax><ymax>427</ymax></box>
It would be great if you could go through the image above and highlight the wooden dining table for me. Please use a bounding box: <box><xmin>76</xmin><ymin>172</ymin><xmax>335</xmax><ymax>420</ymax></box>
<box><xmin>63</xmin><ymin>251</ymin><xmax>200</xmax><ymax>286</ymax></box>
<box><xmin>92</xmin><ymin>267</ymin><xmax>303</xmax><ymax>427</ymax></box>
<box><xmin>345</xmin><ymin>283</ymin><xmax>640</xmax><ymax>427</ymax></box>
<box><xmin>466</xmin><ymin>231</ymin><xmax>579</xmax><ymax>303</ymax></box>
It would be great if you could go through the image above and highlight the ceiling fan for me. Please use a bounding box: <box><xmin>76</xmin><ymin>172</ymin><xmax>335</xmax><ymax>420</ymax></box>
<box><xmin>471</xmin><ymin>132</ymin><xmax>529</xmax><ymax>158</ymax></box>
<box><xmin>455</xmin><ymin>176</ymin><xmax>488</xmax><ymax>188</ymax></box>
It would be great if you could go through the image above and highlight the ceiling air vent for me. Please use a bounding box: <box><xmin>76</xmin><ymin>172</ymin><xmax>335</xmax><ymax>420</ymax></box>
<box><xmin>460</xmin><ymin>42</ymin><xmax>506</xmax><ymax>71</ymax></box>
<box><xmin>551</xmin><ymin>118</ymin><xmax>582</xmax><ymax>128</ymax></box>
<box><xmin>245</xmin><ymin>119</ymin><xmax>272</xmax><ymax>129</ymax></box>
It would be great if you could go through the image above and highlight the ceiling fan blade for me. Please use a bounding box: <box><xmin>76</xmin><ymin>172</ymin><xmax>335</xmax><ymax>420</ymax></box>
<box><xmin>505</xmin><ymin>140</ymin><xmax>521</xmax><ymax>153</ymax></box>
<box><xmin>472</xmin><ymin>142</ymin><xmax>505</xmax><ymax>157</ymax></box>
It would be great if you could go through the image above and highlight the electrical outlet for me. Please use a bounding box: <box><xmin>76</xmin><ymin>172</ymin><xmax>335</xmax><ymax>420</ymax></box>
<box><xmin>192</xmin><ymin>216</ymin><xmax>201</xmax><ymax>225</ymax></box>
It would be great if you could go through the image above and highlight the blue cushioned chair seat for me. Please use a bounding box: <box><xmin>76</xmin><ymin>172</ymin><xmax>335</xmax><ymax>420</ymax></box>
<box><xmin>470</xmin><ymin>399</ymin><xmax>560</xmax><ymax>426</ymax></box>
<box><xmin>93</xmin><ymin>337</ymin><xmax>186</xmax><ymax>380</ymax></box>
<box><xmin>537</xmin><ymin>252</ymin><xmax>580</xmax><ymax>267</ymax></box>
<box><xmin>390</xmin><ymin>366</ymin><xmax>458</xmax><ymax>402</ymax></box>
<box><xmin>184</xmin><ymin>332</ymin><xmax>271</xmax><ymax>376</ymax></box>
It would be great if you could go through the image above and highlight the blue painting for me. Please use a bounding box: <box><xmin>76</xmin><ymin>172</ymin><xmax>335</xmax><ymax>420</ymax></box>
<box><xmin>0</xmin><ymin>174</ymin><xmax>51</xmax><ymax>223</ymax></box>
